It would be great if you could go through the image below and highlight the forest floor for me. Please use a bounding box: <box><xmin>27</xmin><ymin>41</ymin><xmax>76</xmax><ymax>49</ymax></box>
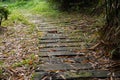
<box><xmin>0</xmin><ymin>13</ymin><xmax>41</xmax><ymax>79</ymax></box>
<box><xmin>0</xmin><ymin>12</ymin><xmax>119</xmax><ymax>80</ymax></box>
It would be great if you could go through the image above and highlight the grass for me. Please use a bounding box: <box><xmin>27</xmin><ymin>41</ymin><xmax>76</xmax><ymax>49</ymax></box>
<box><xmin>18</xmin><ymin>0</ymin><xmax>61</xmax><ymax>18</ymax></box>
<box><xmin>12</xmin><ymin>59</ymin><xmax>32</xmax><ymax>67</ymax></box>
<box><xmin>31</xmin><ymin>1</ymin><xmax>60</xmax><ymax>17</ymax></box>
<box><xmin>12</xmin><ymin>53</ymin><xmax>38</xmax><ymax>68</ymax></box>
<box><xmin>0</xmin><ymin>0</ymin><xmax>106</xmax><ymax>79</ymax></box>
<box><xmin>3</xmin><ymin>10</ymin><xmax>30</xmax><ymax>26</ymax></box>
<box><xmin>0</xmin><ymin>0</ymin><xmax>61</xmax><ymax>26</ymax></box>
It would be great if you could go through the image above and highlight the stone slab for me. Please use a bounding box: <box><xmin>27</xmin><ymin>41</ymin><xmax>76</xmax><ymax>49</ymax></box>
<box><xmin>39</xmin><ymin>51</ymin><xmax>85</xmax><ymax>57</ymax></box>
<box><xmin>42</xmin><ymin>34</ymin><xmax>68</xmax><ymax>39</ymax></box>
<box><xmin>40</xmin><ymin>42</ymin><xmax>81</xmax><ymax>48</ymax></box>
<box><xmin>39</xmin><ymin>39</ymin><xmax>82</xmax><ymax>44</ymax></box>
<box><xmin>60</xmin><ymin>70</ymin><xmax>110</xmax><ymax>79</ymax></box>
<box><xmin>40</xmin><ymin>44</ymin><xmax>81</xmax><ymax>48</ymax></box>
<box><xmin>40</xmin><ymin>37</ymin><xmax>67</xmax><ymax>40</ymax></box>
<box><xmin>33</xmin><ymin>70</ymin><xmax>119</xmax><ymax>80</ymax></box>
<box><xmin>40</xmin><ymin>47</ymin><xmax>81</xmax><ymax>52</ymax></box>
<box><xmin>36</xmin><ymin>63</ymin><xmax>92</xmax><ymax>71</ymax></box>
<box><xmin>40</xmin><ymin>37</ymin><xmax>81</xmax><ymax>40</ymax></box>
<box><xmin>40</xmin><ymin>56</ymin><xmax>85</xmax><ymax>64</ymax></box>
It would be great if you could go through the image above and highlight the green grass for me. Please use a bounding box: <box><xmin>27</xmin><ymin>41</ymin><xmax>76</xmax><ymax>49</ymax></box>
<box><xmin>1</xmin><ymin>0</ymin><xmax>60</xmax><ymax>26</ymax></box>
<box><xmin>12</xmin><ymin>59</ymin><xmax>31</xmax><ymax>67</ymax></box>
<box><xmin>19</xmin><ymin>0</ymin><xmax>60</xmax><ymax>17</ymax></box>
<box><xmin>2</xmin><ymin>10</ymin><xmax>35</xmax><ymax>27</ymax></box>
<box><xmin>31</xmin><ymin>1</ymin><xmax>59</xmax><ymax>17</ymax></box>
<box><xmin>12</xmin><ymin>54</ymin><xmax>38</xmax><ymax>68</ymax></box>
<box><xmin>0</xmin><ymin>2</ymin><xmax>28</xmax><ymax>26</ymax></box>
<box><xmin>8</xmin><ymin>0</ymin><xmax>60</xmax><ymax>17</ymax></box>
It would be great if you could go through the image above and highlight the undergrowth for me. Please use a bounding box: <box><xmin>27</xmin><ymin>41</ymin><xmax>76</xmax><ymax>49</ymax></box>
<box><xmin>3</xmin><ymin>10</ymin><xmax>30</xmax><ymax>26</ymax></box>
<box><xmin>0</xmin><ymin>0</ymin><xmax>61</xmax><ymax>26</ymax></box>
<box><xmin>30</xmin><ymin>1</ymin><xmax>60</xmax><ymax>17</ymax></box>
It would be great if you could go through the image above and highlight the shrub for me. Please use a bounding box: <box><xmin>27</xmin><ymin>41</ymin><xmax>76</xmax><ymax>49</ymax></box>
<box><xmin>0</xmin><ymin>6</ymin><xmax>9</xmax><ymax>26</ymax></box>
<box><xmin>48</xmin><ymin>0</ymin><xmax>99</xmax><ymax>11</ymax></box>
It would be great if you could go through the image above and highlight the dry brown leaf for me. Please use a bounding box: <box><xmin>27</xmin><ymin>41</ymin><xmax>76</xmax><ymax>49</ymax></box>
<box><xmin>47</xmin><ymin>30</ymin><xmax>58</xmax><ymax>33</ymax></box>
<box><xmin>74</xmin><ymin>49</ymin><xmax>88</xmax><ymax>53</ymax></box>
<box><xmin>8</xmin><ymin>67</ymin><xmax>17</xmax><ymax>74</ymax></box>
<box><xmin>28</xmin><ymin>60</ymin><xmax>33</xmax><ymax>65</ymax></box>
<box><xmin>82</xmin><ymin>60</ymin><xmax>90</xmax><ymax>64</ymax></box>
<box><xmin>49</xmin><ymin>49</ymin><xmax>57</xmax><ymax>52</ymax></box>
<box><xmin>89</xmin><ymin>42</ymin><xmax>101</xmax><ymax>50</ymax></box>
<box><xmin>63</xmin><ymin>60</ymin><xmax>75</xmax><ymax>63</ymax></box>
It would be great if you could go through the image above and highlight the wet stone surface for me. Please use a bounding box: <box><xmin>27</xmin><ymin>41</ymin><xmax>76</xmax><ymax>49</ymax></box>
<box><xmin>33</xmin><ymin>18</ymin><xmax>119</xmax><ymax>80</ymax></box>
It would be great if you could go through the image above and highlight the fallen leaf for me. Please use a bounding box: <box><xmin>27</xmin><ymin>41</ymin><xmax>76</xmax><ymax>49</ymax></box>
<box><xmin>89</xmin><ymin>42</ymin><xmax>101</xmax><ymax>50</ymax></box>
<box><xmin>28</xmin><ymin>60</ymin><xmax>33</xmax><ymax>65</ymax></box>
<box><xmin>47</xmin><ymin>30</ymin><xmax>58</xmax><ymax>33</ymax></box>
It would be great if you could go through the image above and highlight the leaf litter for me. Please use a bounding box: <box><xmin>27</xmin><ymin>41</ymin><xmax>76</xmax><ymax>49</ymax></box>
<box><xmin>39</xmin><ymin>13</ymin><xmax>120</xmax><ymax>79</ymax></box>
<box><xmin>0</xmin><ymin>12</ymin><xmax>119</xmax><ymax>80</ymax></box>
<box><xmin>0</xmin><ymin>15</ymin><xmax>41</xmax><ymax>79</ymax></box>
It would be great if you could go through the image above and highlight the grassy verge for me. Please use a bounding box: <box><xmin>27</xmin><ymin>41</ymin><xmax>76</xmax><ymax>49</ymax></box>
<box><xmin>31</xmin><ymin>1</ymin><xmax>60</xmax><ymax>17</ymax></box>
<box><xmin>0</xmin><ymin>0</ymin><xmax>61</xmax><ymax>26</ymax></box>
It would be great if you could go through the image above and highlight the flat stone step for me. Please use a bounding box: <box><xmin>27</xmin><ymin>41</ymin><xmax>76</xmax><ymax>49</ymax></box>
<box><xmin>61</xmin><ymin>70</ymin><xmax>120</xmax><ymax>78</ymax></box>
<box><xmin>39</xmin><ymin>27</ymin><xmax>57</xmax><ymax>29</ymax></box>
<box><xmin>39</xmin><ymin>51</ymin><xmax>85</xmax><ymax>57</ymax></box>
<box><xmin>40</xmin><ymin>56</ymin><xmax>86</xmax><ymax>64</ymax></box>
<box><xmin>40</xmin><ymin>44</ymin><xmax>81</xmax><ymax>48</ymax></box>
<box><xmin>42</xmin><ymin>34</ymin><xmax>68</xmax><ymax>39</ymax></box>
<box><xmin>36</xmin><ymin>63</ymin><xmax>92</xmax><ymax>71</ymax></box>
<box><xmin>33</xmin><ymin>70</ymin><xmax>114</xmax><ymax>80</ymax></box>
<box><xmin>40</xmin><ymin>47</ymin><xmax>69</xmax><ymax>52</ymax></box>
<box><xmin>40</xmin><ymin>37</ymin><xmax>67</xmax><ymax>40</ymax></box>
<box><xmin>40</xmin><ymin>42</ymin><xmax>82</xmax><ymax>47</ymax></box>
<box><xmin>39</xmin><ymin>25</ymin><xmax>54</xmax><ymax>28</ymax></box>
<box><xmin>40</xmin><ymin>47</ymin><xmax>81</xmax><ymax>52</ymax></box>
<box><xmin>40</xmin><ymin>37</ymin><xmax>81</xmax><ymax>40</ymax></box>
<box><xmin>39</xmin><ymin>29</ymin><xmax>60</xmax><ymax>32</ymax></box>
<box><xmin>39</xmin><ymin>39</ymin><xmax>82</xmax><ymax>44</ymax></box>
<box><xmin>64</xmin><ymin>70</ymin><xmax>110</xmax><ymax>78</ymax></box>
<box><xmin>45</xmin><ymin>33</ymin><xmax>65</xmax><ymax>36</ymax></box>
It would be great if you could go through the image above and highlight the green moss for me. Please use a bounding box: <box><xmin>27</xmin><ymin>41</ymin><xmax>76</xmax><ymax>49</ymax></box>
<box><xmin>78</xmin><ymin>72</ymin><xmax>92</xmax><ymax>77</ymax></box>
<box><xmin>12</xmin><ymin>54</ymin><xmax>38</xmax><ymax>68</ymax></box>
<box><xmin>30</xmin><ymin>1</ymin><xmax>60</xmax><ymax>17</ymax></box>
<box><xmin>12</xmin><ymin>59</ymin><xmax>31</xmax><ymax>67</ymax></box>
<box><xmin>0</xmin><ymin>68</ymin><xmax>3</xmax><ymax>76</ymax></box>
<box><xmin>0</xmin><ymin>61</ymin><xmax>4</xmax><ymax>66</ymax></box>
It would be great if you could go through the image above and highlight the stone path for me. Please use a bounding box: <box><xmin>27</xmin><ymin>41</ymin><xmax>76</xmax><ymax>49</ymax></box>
<box><xmin>31</xmin><ymin>16</ymin><xmax>120</xmax><ymax>80</ymax></box>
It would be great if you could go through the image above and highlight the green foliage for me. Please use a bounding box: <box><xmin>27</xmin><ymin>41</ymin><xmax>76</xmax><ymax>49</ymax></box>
<box><xmin>100</xmin><ymin>0</ymin><xmax>120</xmax><ymax>45</ymax></box>
<box><xmin>12</xmin><ymin>59</ymin><xmax>31</xmax><ymax>67</ymax></box>
<box><xmin>1</xmin><ymin>0</ymin><xmax>58</xmax><ymax>26</ymax></box>
<box><xmin>0</xmin><ymin>0</ymin><xmax>29</xmax><ymax>2</ymax></box>
<box><xmin>2</xmin><ymin>10</ymin><xmax>32</xmax><ymax>26</ymax></box>
<box><xmin>0</xmin><ymin>6</ymin><xmax>9</xmax><ymax>26</ymax></box>
<box><xmin>10</xmin><ymin>11</ymin><xmax>28</xmax><ymax>24</ymax></box>
<box><xmin>25</xmin><ymin>0</ymin><xmax>60</xmax><ymax>17</ymax></box>
<box><xmin>0</xmin><ymin>68</ymin><xmax>3</xmax><ymax>77</ymax></box>
<box><xmin>48</xmin><ymin>0</ymin><xmax>99</xmax><ymax>11</ymax></box>
<box><xmin>92</xmin><ymin>0</ymin><xmax>106</xmax><ymax>15</ymax></box>
<box><xmin>99</xmin><ymin>0</ymin><xmax>120</xmax><ymax>59</ymax></box>
<box><xmin>9</xmin><ymin>1</ymin><xmax>27</xmax><ymax>8</ymax></box>
<box><xmin>12</xmin><ymin>54</ymin><xmax>38</xmax><ymax>68</ymax></box>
